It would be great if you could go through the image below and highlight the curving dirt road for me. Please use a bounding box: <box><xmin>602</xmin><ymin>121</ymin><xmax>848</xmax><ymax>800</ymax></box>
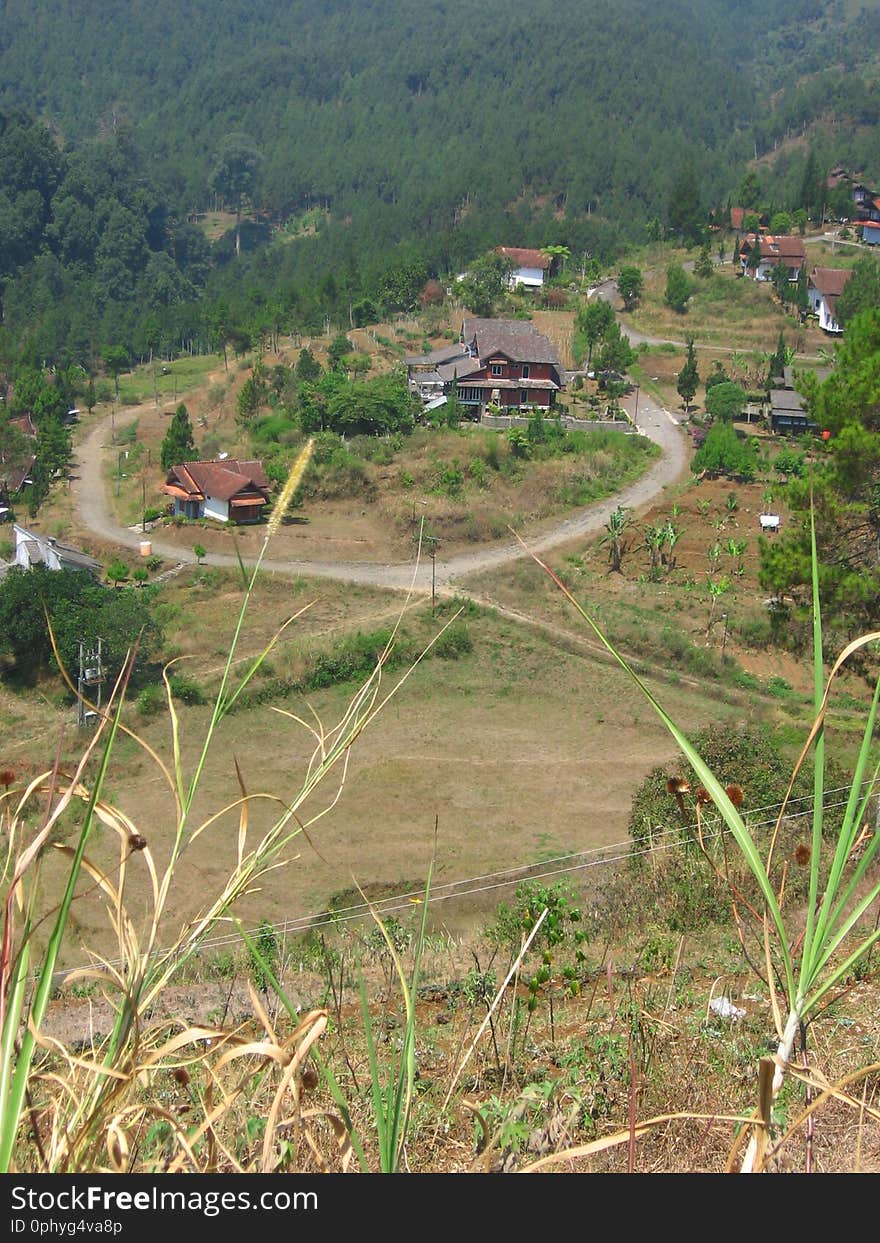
<box><xmin>74</xmin><ymin>391</ymin><xmax>688</xmax><ymax>593</ymax></box>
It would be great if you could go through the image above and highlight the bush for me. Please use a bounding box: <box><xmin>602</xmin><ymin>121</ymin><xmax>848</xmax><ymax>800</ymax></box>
<box><xmin>628</xmin><ymin>723</ymin><xmax>850</xmax><ymax>862</ymax></box>
<box><xmin>168</xmin><ymin>673</ymin><xmax>207</xmax><ymax>706</ymax></box>
<box><xmin>692</xmin><ymin>423</ymin><xmax>757</xmax><ymax>481</ymax></box>
<box><xmin>137</xmin><ymin>685</ymin><xmax>166</xmax><ymax>717</ymax></box>
<box><xmin>434</xmin><ymin>621</ymin><xmax>472</xmax><ymax>659</ymax></box>
<box><xmin>304</xmin><ymin>628</ymin><xmax>411</xmax><ymax>690</ymax></box>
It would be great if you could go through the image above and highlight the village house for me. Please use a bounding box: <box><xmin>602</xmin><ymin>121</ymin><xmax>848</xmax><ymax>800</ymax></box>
<box><xmin>495</xmin><ymin>246</ymin><xmax>551</xmax><ymax>290</ymax></box>
<box><xmin>12</xmin><ymin>523</ymin><xmax>101</xmax><ymax>576</ymax></box>
<box><xmin>406</xmin><ymin>318</ymin><xmax>565</xmax><ymax>418</ymax></box>
<box><xmin>807</xmin><ymin>266</ymin><xmax>852</xmax><ymax>335</ymax></box>
<box><xmin>861</xmin><ymin>221</ymin><xmax>880</xmax><ymax>246</ymax></box>
<box><xmin>767</xmin><ymin>366</ymin><xmax>824</xmax><ymax>437</ymax></box>
<box><xmin>740</xmin><ymin>234</ymin><xmax>806</xmax><ymax>282</ymax></box>
<box><xmin>161</xmin><ymin>459</ymin><xmax>271</xmax><ymax>524</ymax></box>
<box><xmin>0</xmin><ymin>414</ymin><xmax>37</xmax><ymax>501</ymax></box>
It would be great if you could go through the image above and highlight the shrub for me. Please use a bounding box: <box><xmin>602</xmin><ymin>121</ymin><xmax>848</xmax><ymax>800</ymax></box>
<box><xmin>137</xmin><ymin>685</ymin><xmax>166</xmax><ymax>718</ymax></box>
<box><xmin>692</xmin><ymin>423</ymin><xmax>757</xmax><ymax>481</ymax></box>
<box><xmin>168</xmin><ymin>673</ymin><xmax>207</xmax><ymax>706</ymax></box>
<box><xmin>304</xmin><ymin>628</ymin><xmax>410</xmax><ymax>690</ymax></box>
<box><xmin>434</xmin><ymin>621</ymin><xmax>472</xmax><ymax>659</ymax></box>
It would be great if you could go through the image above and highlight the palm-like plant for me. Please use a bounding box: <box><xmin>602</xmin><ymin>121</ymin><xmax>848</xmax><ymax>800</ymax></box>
<box><xmin>600</xmin><ymin>505</ymin><xmax>633</xmax><ymax>572</ymax></box>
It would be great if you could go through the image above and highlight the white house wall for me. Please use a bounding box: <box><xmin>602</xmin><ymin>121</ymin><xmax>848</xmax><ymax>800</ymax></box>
<box><xmin>203</xmin><ymin>496</ymin><xmax>230</xmax><ymax>522</ymax></box>
<box><xmin>508</xmin><ymin>266</ymin><xmax>544</xmax><ymax>288</ymax></box>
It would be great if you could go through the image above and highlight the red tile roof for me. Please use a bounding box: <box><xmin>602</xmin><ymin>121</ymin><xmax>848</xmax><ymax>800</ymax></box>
<box><xmin>730</xmin><ymin>207</ymin><xmax>745</xmax><ymax>230</ymax></box>
<box><xmin>163</xmin><ymin>459</ymin><xmax>270</xmax><ymax>503</ymax></box>
<box><xmin>497</xmin><ymin>246</ymin><xmax>551</xmax><ymax>270</ymax></box>
<box><xmin>809</xmin><ymin>267</ymin><xmax>852</xmax><ymax>298</ymax></box>
<box><xmin>759</xmin><ymin>235</ymin><xmax>806</xmax><ymax>263</ymax></box>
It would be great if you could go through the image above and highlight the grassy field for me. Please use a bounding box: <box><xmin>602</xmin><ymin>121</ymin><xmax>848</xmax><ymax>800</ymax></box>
<box><xmin>7</xmin><ymin>278</ymin><xmax>880</xmax><ymax>1174</ymax></box>
<box><xmin>618</xmin><ymin>245</ymin><xmax>845</xmax><ymax>357</ymax></box>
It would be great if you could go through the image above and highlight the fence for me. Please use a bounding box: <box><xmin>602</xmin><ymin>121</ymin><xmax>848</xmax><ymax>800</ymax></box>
<box><xmin>480</xmin><ymin>413</ymin><xmax>635</xmax><ymax>434</ymax></box>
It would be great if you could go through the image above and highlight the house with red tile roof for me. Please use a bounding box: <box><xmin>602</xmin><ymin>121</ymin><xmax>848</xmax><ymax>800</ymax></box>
<box><xmin>162</xmin><ymin>459</ymin><xmax>271</xmax><ymax>524</ymax></box>
<box><xmin>808</xmin><ymin>266</ymin><xmax>853</xmax><ymax>335</ymax></box>
<box><xmin>739</xmin><ymin>233</ymin><xmax>806</xmax><ymax>282</ymax></box>
<box><xmin>496</xmin><ymin>246</ymin><xmax>551</xmax><ymax>289</ymax></box>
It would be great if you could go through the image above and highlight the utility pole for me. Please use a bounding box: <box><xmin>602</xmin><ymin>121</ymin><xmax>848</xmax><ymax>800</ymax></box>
<box><xmin>425</xmin><ymin>534</ymin><xmax>440</xmax><ymax>615</ymax></box>
<box><xmin>416</xmin><ymin>515</ymin><xmax>440</xmax><ymax>615</ymax></box>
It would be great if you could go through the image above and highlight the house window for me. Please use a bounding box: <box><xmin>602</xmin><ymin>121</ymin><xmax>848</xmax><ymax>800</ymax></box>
<box><xmin>520</xmin><ymin>390</ymin><xmax>529</xmax><ymax>405</ymax></box>
<box><xmin>521</xmin><ymin>365</ymin><xmax>530</xmax><ymax>379</ymax></box>
<box><xmin>491</xmin><ymin>364</ymin><xmax>503</xmax><ymax>377</ymax></box>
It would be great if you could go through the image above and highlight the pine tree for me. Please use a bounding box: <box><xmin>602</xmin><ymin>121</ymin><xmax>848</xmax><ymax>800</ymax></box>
<box><xmin>160</xmin><ymin>403</ymin><xmax>197</xmax><ymax>470</ymax></box>
<box><xmin>677</xmin><ymin>338</ymin><xmax>700</xmax><ymax>413</ymax></box>
<box><xmin>694</xmin><ymin>241</ymin><xmax>714</xmax><ymax>279</ymax></box>
<box><xmin>799</xmin><ymin>149</ymin><xmax>818</xmax><ymax>218</ymax></box>
<box><xmin>770</xmin><ymin>331</ymin><xmax>787</xmax><ymax>383</ymax></box>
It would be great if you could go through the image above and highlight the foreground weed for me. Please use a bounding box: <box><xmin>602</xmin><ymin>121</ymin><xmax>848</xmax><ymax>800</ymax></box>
<box><xmin>0</xmin><ymin>442</ymin><xmax>453</xmax><ymax>1172</ymax></box>
<box><xmin>519</xmin><ymin>515</ymin><xmax>880</xmax><ymax>1173</ymax></box>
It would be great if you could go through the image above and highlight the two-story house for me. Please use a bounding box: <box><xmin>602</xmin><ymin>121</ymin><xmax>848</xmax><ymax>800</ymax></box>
<box><xmin>740</xmin><ymin>234</ymin><xmax>807</xmax><ymax>282</ymax></box>
<box><xmin>406</xmin><ymin>319</ymin><xmax>564</xmax><ymax>418</ymax></box>
<box><xmin>807</xmin><ymin>266</ymin><xmax>852</xmax><ymax>335</ymax></box>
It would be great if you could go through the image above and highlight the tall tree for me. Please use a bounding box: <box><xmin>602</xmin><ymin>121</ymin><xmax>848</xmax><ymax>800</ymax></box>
<box><xmin>160</xmin><ymin>402</ymin><xmax>196</xmax><ymax>469</ymax></box>
<box><xmin>210</xmin><ymin>133</ymin><xmax>262</xmax><ymax>259</ymax></box>
<box><xmin>694</xmin><ymin>241</ymin><xmax>714</xmax><ymax>279</ymax></box>
<box><xmin>760</xmin><ymin>310</ymin><xmax>880</xmax><ymax>640</ymax></box>
<box><xmin>836</xmin><ymin>256</ymin><xmax>880</xmax><ymax>325</ymax></box>
<box><xmin>576</xmin><ymin>297</ymin><xmax>614</xmax><ymax>368</ymax></box>
<box><xmin>664</xmin><ymin>264</ymin><xmax>692</xmax><ymax>313</ymax></box>
<box><xmin>677</xmin><ymin>338</ymin><xmax>699</xmax><ymax>412</ymax></box>
<box><xmin>617</xmin><ymin>266</ymin><xmax>643</xmax><ymax>309</ymax></box>
<box><xmin>769</xmin><ymin>331</ymin><xmax>787</xmax><ymax>382</ymax></box>
<box><xmin>667</xmin><ymin>165</ymin><xmax>704</xmax><ymax>245</ymax></box>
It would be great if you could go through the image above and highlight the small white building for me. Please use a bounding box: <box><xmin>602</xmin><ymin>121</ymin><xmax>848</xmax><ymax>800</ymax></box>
<box><xmin>808</xmin><ymin>266</ymin><xmax>852</xmax><ymax>335</ymax></box>
<box><xmin>13</xmin><ymin>524</ymin><xmax>102</xmax><ymax>575</ymax></box>
<box><xmin>496</xmin><ymin>246</ymin><xmax>551</xmax><ymax>290</ymax></box>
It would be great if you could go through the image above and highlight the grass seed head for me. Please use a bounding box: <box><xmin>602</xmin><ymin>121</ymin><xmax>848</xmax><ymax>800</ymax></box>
<box><xmin>266</xmin><ymin>438</ymin><xmax>315</xmax><ymax>539</ymax></box>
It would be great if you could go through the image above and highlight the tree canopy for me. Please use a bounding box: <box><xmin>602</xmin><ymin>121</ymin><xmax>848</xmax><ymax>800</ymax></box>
<box><xmin>0</xmin><ymin>566</ymin><xmax>162</xmax><ymax>685</ymax></box>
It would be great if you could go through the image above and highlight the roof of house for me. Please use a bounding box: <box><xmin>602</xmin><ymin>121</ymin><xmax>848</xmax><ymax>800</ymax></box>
<box><xmin>758</xmin><ymin>235</ymin><xmax>806</xmax><ymax>264</ymax></box>
<box><xmin>13</xmin><ymin>523</ymin><xmax>101</xmax><ymax>573</ymax></box>
<box><xmin>496</xmin><ymin>247</ymin><xmax>551</xmax><ymax>271</ymax></box>
<box><xmin>164</xmin><ymin>459</ymin><xmax>270</xmax><ymax>503</ymax></box>
<box><xmin>405</xmin><ymin>343</ymin><xmax>471</xmax><ymax>369</ymax></box>
<box><xmin>861</xmin><ymin>219</ymin><xmax>880</xmax><ymax>231</ymax></box>
<box><xmin>1</xmin><ymin>455</ymin><xmax>35</xmax><ymax>493</ymax></box>
<box><xmin>461</xmin><ymin>319</ymin><xmax>562</xmax><ymax>366</ymax></box>
<box><xmin>770</xmin><ymin>389</ymin><xmax>807</xmax><ymax>413</ymax></box>
<box><xmin>729</xmin><ymin>207</ymin><xmax>746</xmax><ymax>230</ymax></box>
<box><xmin>9</xmin><ymin>415</ymin><xmax>37</xmax><ymax>438</ymax></box>
<box><xmin>809</xmin><ymin>266</ymin><xmax>852</xmax><ymax>297</ymax></box>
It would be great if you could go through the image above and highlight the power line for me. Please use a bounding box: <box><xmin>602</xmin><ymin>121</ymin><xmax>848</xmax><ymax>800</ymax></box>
<box><xmin>47</xmin><ymin>782</ymin><xmax>874</xmax><ymax>978</ymax></box>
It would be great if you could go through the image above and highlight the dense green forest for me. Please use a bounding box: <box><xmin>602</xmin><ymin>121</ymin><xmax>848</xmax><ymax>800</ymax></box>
<box><xmin>1</xmin><ymin>0</ymin><xmax>879</xmax><ymax>374</ymax></box>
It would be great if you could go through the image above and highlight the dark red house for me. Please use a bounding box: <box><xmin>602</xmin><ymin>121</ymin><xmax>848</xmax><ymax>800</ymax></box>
<box><xmin>406</xmin><ymin>318</ymin><xmax>564</xmax><ymax>417</ymax></box>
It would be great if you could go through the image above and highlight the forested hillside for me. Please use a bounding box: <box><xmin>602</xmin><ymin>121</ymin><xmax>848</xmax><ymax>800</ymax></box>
<box><xmin>1</xmin><ymin>0</ymin><xmax>879</xmax><ymax>373</ymax></box>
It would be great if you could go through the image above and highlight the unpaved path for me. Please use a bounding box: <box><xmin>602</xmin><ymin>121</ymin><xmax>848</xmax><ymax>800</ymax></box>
<box><xmin>73</xmin><ymin>392</ymin><xmax>688</xmax><ymax>593</ymax></box>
